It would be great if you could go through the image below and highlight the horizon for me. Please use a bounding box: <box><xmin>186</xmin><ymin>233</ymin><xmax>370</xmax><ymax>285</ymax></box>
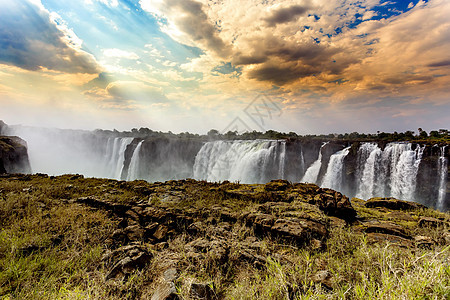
<box><xmin>2</xmin><ymin>118</ymin><xmax>448</xmax><ymax>137</ymax></box>
<box><xmin>0</xmin><ymin>0</ymin><xmax>449</xmax><ymax>134</ymax></box>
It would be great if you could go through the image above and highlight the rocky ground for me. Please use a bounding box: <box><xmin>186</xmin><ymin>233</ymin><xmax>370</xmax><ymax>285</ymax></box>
<box><xmin>0</xmin><ymin>174</ymin><xmax>449</xmax><ymax>299</ymax></box>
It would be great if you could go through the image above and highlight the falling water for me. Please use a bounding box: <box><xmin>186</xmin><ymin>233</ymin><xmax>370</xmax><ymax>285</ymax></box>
<box><xmin>301</xmin><ymin>142</ymin><xmax>328</xmax><ymax>184</ymax></box>
<box><xmin>356</xmin><ymin>143</ymin><xmax>382</xmax><ymax>199</ymax></box>
<box><xmin>193</xmin><ymin>140</ymin><xmax>284</xmax><ymax>183</ymax></box>
<box><xmin>321</xmin><ymin>147</ymin><xmax>350</xmax><ymax>190</ymax></box>
<box><xmin>390</xmin><ymin>144</ymin><xmax>424</xmax><ymax>200</ymax></box>
<box><xmin>353</xmin><ymin>142</ymin><xmax>425</xmax><ymax>201</ymax></box>
<box><xmin>127</xmin><ymin>140</ymin><xmax>144</xmax><ymax>181</ymax></box>
<box><xmin>437</xmin><ymin>146</ymin><xmax>448</xmax><ymax>210</ymax></box>
<box><xmin>278</xmin><ymin>141</ymin><xmax>286</xmax><ymax>180</ymax></box>
<box><xmin>299</xmin><ymin>148</ymin><xmax>305</xmax><ymax>176</ymax></box>
<box><xmin>103</xmin><ymin>137</ymin><xmax>134</xmax><ymax>179</ymax></box>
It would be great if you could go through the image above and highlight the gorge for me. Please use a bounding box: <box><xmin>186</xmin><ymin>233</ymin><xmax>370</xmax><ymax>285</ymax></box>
<box><xmin>1</xmin><ymin>122</ymin><xmax>448</xmax><ymax>211</ymax></box>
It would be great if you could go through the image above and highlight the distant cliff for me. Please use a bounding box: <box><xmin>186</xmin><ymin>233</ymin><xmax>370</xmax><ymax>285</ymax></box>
<box><xmin>0</xmin><ymin>136</ymin><xmax>32</xmax><ymax>174</ymax></box>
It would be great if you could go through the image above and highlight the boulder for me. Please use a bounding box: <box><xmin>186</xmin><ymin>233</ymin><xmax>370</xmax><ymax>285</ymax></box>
<box><xmin>361</xmin><ymin>221</ymin><xmax>410</xmax><ymax>239</ymax></box>
<box><xmin>151</xmin><ymin>270</ymin><xmax>179</xmax><ymax>300</ymax></box>
<box><xmin>312</xmin><ymin>270</ymin><xmax>333</xmax><ymax>289</ymax></box>
<box><xmin>189</xmin><ymin>282</ymin><xmax>217</xmax><ymax>300</ymax></box>
<box><xmin>313</xmin><ymin>189</ymin><xmax>356</xmax><ymax>221</ymax></box>
<box><xmin>414</xmin><ymin>235</ymin><xmax>435</xmax><ymax>248</ymax></box>
<box><xmin>270</xmin><ymin>217</ymin><xmax>327</xmax><ymax>246</ymax></box>
<box><xmin>186</xmin><ymin>238</ymin><xmax>229</xmax><ymax>262</ymax></box>
<box><xmin>103</xmin><ymin>243</ymin><xmax>152</xmax><ymax>280</ymax></box>
<box><xmin>418</xmin><ymin>217</ymin><xmax>445</xmax><ymax>228</ymax></box>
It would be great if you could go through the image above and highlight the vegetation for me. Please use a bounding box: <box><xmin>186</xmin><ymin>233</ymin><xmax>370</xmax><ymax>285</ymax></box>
<box><xmin>0</xmin><ymin>174</ymin><xmax>449</xmax><ymax>299</ymax></box>
<box><xmin>93</xmin><ymin>126</ymin><xmax>450</xmax><ymax>144</ymax></box>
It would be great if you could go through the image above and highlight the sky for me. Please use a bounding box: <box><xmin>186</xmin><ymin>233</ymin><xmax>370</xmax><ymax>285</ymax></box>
<box><xmin>0</xmin><ymin>0</ymin><xmax>449</xmax><ymax>134</ymax></box>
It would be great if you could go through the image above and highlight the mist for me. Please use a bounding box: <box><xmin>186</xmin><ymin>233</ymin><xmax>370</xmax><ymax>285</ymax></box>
<box><xmin>4</xmin><ymin>125</ymin><xmax>108</xmax><ymax>177</ymax></box>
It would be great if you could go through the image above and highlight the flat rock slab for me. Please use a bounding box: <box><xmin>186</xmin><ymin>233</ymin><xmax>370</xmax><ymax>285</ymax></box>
<box><xmin>361</xmin><ymin>221</ymin><xmax>411</xmax><ymax>239</ymax></box>
<box><xmin>365</xmin><ymin>198</ymin><xmax>426</xmax><ymax>211</ymax></box>
<box><xmin>366</xmin><ymin>233</ymin><xmax>413</xmax><ymax>248</ymax></box>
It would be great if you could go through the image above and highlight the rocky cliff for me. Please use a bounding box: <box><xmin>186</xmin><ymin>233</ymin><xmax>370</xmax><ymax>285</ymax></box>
<box><xmin>2</xmin><ymin>121</ymin><xmax>448</xmax><ymax>210</ymax></box>
<box><xmin>0</xmin><ymin>136</ymin><xmax>32</xmax><ymax>174</ymax></box>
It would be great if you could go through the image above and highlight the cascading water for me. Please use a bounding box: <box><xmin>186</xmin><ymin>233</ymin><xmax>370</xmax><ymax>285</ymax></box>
<box><xmin>278</xmin><ymin>141</ymin><xmax>286</xmax><ymax>180</ymax></box>
<box><xmin>127</xmin><ymin>140</ymin><xmax>144</xmax><ymax>181</ymax></box>
<box><xmin>301</xmin><ymin>142</ymin><xmax>328</xmax><ymax>184</ymax></box>
<box><xmin>437</xmin><ymin>145</ymin><xmax>448</xmax><ymax>210</ymax></box>
<box><xmin>321</xmin><ymin>147</ymin><xmax>350</xmax><ymax>191</ymax></box>
<box><xmin>103</xmin><ymin>137</ymin><xmax>134</xmax><ymax>179</ymax></box>
<box><xmin>390</xmin><ymin>144</ymin><xmax>424</xmax><ymax>200</ymax></box>
<box><xmin>356</xmin><ymin>143</ymin><xmax>382</xmax><ymax>199</ymax></box>
<box><xmin>353</xmin><ymin>142</ymin><xmax>425</xmax><ymax>202</ymax></box>
<box><xmin>3</xmin><ymin>121</ymin><xmax>447</xmax><ymax>210</ymax></box>
<box><xmin>193</xmin><ymin>140</ymin><xmax>284</xmax><ymax>183</ymax></box>
<box><xmin>299</xmin><ymin>148</ymin><xmax>305</xmax><ymax>176</ymax></box>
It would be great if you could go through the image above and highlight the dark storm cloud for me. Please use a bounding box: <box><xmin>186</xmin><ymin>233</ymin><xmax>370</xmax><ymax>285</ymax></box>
<box><xmin>264</xmin><ymin>5</ymin><xmax>309</xmax><ymax>27</ymax></box>
<box><xmin>382</xmin><ymin>75</ymin><xmax>434</xmax><ymax>85</ymax></box>
<box><xmin>427</xmin><ymin>60</ymin><xmax>450</xmax><ymax>68</ymax></box>
<box><xmin>239</xmin><ymin>37</ymin><xmax>354</xmax><ymax>85</ymax></box>
<box><xmin>248</xmin><ymin>64</ymin><xmax>317</xmax><ymax>85</ymax></box>
<box><xmin>0</xmin><ymin>1</ymin><xmax>100</xmax><ymax>73</ymax></box>
<box><xmin>231</xmin><ymin>54</ymin><xmax>268</xmax><ymax>65</ymax></box>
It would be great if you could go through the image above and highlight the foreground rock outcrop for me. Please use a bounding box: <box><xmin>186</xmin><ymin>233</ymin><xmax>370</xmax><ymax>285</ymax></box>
<box><xmin>0</xmin><ymin>174</ymin><xmax>448</xmax><ymax>299</ymax></box>
<box><xmin>67</xmin><ymin>178</ymin><xmax>449</xmax><ymax>292</ymax></box>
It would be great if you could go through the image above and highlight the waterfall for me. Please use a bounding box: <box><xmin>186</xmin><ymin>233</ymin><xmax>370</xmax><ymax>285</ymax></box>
<box><xmin>301</xmin><ymin>142</ymin><xmax>328</xmax><ymax>184</ymax></box>
<box><xmin>299</xmin><ymin>148</ymin><xmax>305</xmax><ymax>176</ymax></box>
<box><xmin>127</xmin><ymin>140</ymin><xmax>144</xmax><ymax>181</ymax></box>
<box><xmin>353</xmin><ymin>142</ymin><xmax>425</xmax><ymax>201</ymax></box>
<box><xmin>437</xmin><ymin>146</ymin><xmax>448</xmax><ymax>210</ymax></box>
<box><xmin>278</xmin><ymin>141</ymin><xmax>286</xmax><ymax>180</ymax></box>
<box><xmin>356</xmin><ymin>143</ymin><xmax>382</xmax><ymax>199</ymax></box>
<box><xmin>193</xmin><ymin>140</ymin><xmax>284</xmax><ymax>183</ymax></box>
<box><xmin>321</xmin><ymin>147</ymin><xmax>350</xmax><ymax>190</ymax></box>
<box><xmin>390</xmin><ymin>144</ymin><xmax>424</xmax><ymax>200</ymax></box>
<box><xmin>103</xmin><ymin>137</ymin><xmax>114</xmax><ymax>167</ymax></box>
<box><xmin>103</xmin><ymin>137</ymin><xmax>134</xmax><ymax>179</ymax></box>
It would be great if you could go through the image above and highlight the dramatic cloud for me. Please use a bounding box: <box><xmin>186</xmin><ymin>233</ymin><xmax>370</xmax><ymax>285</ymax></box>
<box><xmin>0</xmin><ymin>0</ymin><xmax>449</xmax><ymax>133</ymax></box>
<box><xmin>140</xmin><ymin>0</ymin><xmax>230</xmax><ymax>58</ymax></box>
<box><xmin>264</xmin><ymin>4</ymin><xmax>310</xmax><ymax>27</ymax></box>
<box><xmin>427</xmin><ymin>60</ymin><xmax>450</xmax><ymax>68</ymax></box>
<box><xmin>0</xmin><ymin>0</ymin><xmax>101</xmax><ymax>74</ymax></box>
<box><xmin>144</xmin><ymin>0</ymin><xmax>450</xmax><ymax>97</ymax></box>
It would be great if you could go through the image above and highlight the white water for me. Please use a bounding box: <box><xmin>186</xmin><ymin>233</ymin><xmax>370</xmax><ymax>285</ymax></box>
<box><xmin>356</xmin><ymin>143</ymin><xmax>382</xmax><ymax>199</ymax></box>
<box><xmin>301</xmin><ymin>142</ymin><xmax>328</xmax><ymax>184</ymax></box>
<box><xmin>299</xmin><ymin>148</ymin><xmax>305</xmax><ymax>176</ymax></box>
<box><xmin>127</xmin><ymin>140</ymin><xmax>144</xmax><ymax>181</ymax></box>
<box><xmin>278</xmin><ymin>141</ymin><xmax>286</xmax><ymax>180</ymax></box>
<box><xmin>2</xmin><ymin>123</ymin><xmax>446</xmax><ymax>209</ymax></box>
<box><xmin>104</xmin><ymin>137</ymin><xmax>134</xmax><ymax>179</ymax></box>
<box><xmin>390</xmin><ymin>144</ymin><xmax>424</xmax><ymax>200</ymax></box>
<box><xmin>321</xmin><ymin>147</ymin><xmax>350</xmax><ymax>190</ymax></box>
<box><xmin>193</xmin><ymin>140</ymin><xmax>285</xmax><ymax>183</ymax></box>
<box><xmin>354</xmin><ymin>142</ymin><xmax>425</xmax><ymax>201</ymax></box>
<box><xmin>437</xmin><ymin>146</ymin><xmax>448</xmax><ymax>210</ymax></box>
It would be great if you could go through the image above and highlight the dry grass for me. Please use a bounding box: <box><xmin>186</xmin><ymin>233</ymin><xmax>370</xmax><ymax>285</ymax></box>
<box><xmin>0</xmin><ymin>175</ymin><xmax>449</xmax><ymax>299</ymax></box>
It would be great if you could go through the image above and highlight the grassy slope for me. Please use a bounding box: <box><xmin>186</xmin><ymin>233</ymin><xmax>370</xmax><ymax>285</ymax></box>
<box><xmin>0</xmin><ymin>174</ymin><xmax>448</xmax><ymax>299</ymax></box>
